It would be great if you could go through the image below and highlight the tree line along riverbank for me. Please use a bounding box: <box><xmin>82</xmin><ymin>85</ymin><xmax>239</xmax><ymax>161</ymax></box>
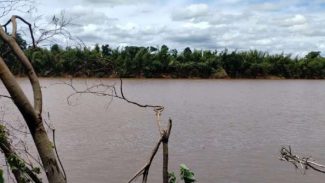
<box><xmin>2</xmin><ymin>37</ymin><xmax>325</xmax><ymax>79</ymax></box>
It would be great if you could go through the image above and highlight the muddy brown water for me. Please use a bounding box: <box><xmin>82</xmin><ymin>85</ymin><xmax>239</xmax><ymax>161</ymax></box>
<box><xmin>1</xmin><ymin>79</ymin><xmax>325</xmax><ymax>183</ymax></box>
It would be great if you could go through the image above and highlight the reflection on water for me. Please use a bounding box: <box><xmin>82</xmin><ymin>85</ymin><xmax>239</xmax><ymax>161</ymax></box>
<box><xmin>2</xmin><ymin>79</ymin><xmax>325</xmax><ymax>183</ymax></box>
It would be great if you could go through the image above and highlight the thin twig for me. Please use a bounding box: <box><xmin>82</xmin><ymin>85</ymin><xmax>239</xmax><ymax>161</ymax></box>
<box><xmin>0</xmin><ymin>94</ymin><xmax>11</xmax><ymax>99</ymax></box>
<box><xmin>45</xmin><ymin>113</ymin><xmax>67</xmax><ymax>181</ymax></box>
<box><xmin>53</xmin><ymin>128</ymin><xmax>67</xmax><ymax>181</ymax></box>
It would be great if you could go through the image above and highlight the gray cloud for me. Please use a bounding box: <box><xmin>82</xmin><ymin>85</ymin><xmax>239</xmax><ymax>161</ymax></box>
<box><xmin>66</xmin><ymin>7</ymin><xmax>118</xmax><ymax>25</ymax></box>
<box><xmin>27</xmin><ymin>0</ymin><xmax>325</xmax><ymax>56</ymax></box>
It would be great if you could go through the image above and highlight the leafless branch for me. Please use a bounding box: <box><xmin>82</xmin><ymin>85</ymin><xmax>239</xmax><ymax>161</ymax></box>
<box><xmin>280</xmin><ymin>146</ymin><xmax>325</xmax><ymax>174</ymax></box>
<box><xmin>64</xmin><ymin>78</ymin><xmax>164</xmax><ymax>111</ymax></box>
<box><xmin>0</xmin><ymin>0</ymin><xmax>33</xmax><ymax>18</ymax></box>
<box><xmin>35</xmin><ymin>11</ymin><xmax>74</xmax><ymax>46</ymax></box>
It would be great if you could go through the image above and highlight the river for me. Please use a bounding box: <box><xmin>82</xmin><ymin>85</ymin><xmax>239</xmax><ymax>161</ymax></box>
<box><xmin>1</xmin><ymin>79</ymin><xmax>325</xmax><ymax>183</ymax></box>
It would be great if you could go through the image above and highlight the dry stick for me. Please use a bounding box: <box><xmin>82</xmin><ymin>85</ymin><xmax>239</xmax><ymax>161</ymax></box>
<box><xmin>52</xmin><ymin>128</ymin><xmax>67</xmax><ymax>181</ymax></box>
<box><xmin>128</xmin><ymin>109</ymin><xmax>171</xmax><ymax>183</ymax></box>
<box><xmin>128</xmin><ymin>137</ymin><xmax>163</xmax><ymax>183</ymax></box>
<box><xmin>280</xmin><ymin>146</ymin><xmax>325</xmax><ymax>174</ymax></box>
<box><xmin>43</xmin><ymin>115</ymin><xmax>67</xmax><ymax>181</ymax></box>
<box><xmin>162</xmin><ymin>119</ymin><xmax>172</xmax><ymax>183</ymax></box>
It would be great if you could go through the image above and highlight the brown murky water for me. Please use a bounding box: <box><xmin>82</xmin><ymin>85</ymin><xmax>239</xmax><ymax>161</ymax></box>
<box><xmin>2</xmin><ymin>79</ymin><xmax>325</xmax><ymax>183</ymax></box>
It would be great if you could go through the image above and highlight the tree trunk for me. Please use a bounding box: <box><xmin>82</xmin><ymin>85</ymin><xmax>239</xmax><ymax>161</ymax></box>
<box><xmin>0</xmin><ymin>57</ymin><xmax>66</xmax><ymax>183</ymax></box>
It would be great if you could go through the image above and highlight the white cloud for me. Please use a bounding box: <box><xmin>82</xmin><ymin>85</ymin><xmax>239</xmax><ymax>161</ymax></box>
<box><xmin>279</xmin><ymin>14</ymin><xmax>307</xmax><ymax>27</ymax></box>
<box><xmin>172</xmin><ymin>3</ymin><xmax>209</xmax><ymax>21</ymax></box>
<box><xmin>183</xmin><ymin>21</ymin><xmax>210</xmax><ymax>29</ymax></box>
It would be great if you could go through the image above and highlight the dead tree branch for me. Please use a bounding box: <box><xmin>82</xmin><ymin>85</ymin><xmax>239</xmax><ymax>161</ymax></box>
<box><xmin>2</xmin><ymin>15</ymin><xmax>36</xmax><ymax>48</ymax></box>
<box><xmin>64</xmin><ymin>78</ymin><xmax>171</xmax><ymax>183</ymax></box>
<box><xmin>35</xmin><ymin>11</ymin><xmax>74</xmax><ymax>46</ymax></box>
<box><xmin>65</xmin><ymin>78</ymin><xmax>164</xmax><ymax>110</ymax></box>
<box><xmin>0</xmin><ymin>0</ymin><xmax>33</xmax><ymax>18</ymax></box>
<box><xmin>280</xmin><ymin>146</ymin><xmax>325</xmax><ymax>174</ymax></box>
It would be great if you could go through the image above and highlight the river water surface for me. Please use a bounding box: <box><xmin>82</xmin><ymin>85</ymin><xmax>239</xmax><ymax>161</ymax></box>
<box><xmin>2</xmin><ymin>79</ymin><xmax>325</xmax><ymax>183</ymax></box>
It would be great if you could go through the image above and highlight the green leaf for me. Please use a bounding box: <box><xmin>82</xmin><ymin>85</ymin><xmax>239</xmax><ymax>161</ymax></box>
<box><xmin>180</xmin><ymin>164</ymin><xmax>196</xmax><ymax>183</ymax></box>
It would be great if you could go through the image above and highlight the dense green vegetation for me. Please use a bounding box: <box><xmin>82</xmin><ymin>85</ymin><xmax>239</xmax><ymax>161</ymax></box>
<box><xmin>2</xmin><ymin>38</ymin><xmax>325</xmax><ymax>79</ymax></box>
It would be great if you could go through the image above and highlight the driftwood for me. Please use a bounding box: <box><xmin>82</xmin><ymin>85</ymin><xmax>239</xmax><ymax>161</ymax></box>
<box><xmin>280</xmin><ymin>146</ymin><xmax>325</xmax><ymax>174</ymax></box>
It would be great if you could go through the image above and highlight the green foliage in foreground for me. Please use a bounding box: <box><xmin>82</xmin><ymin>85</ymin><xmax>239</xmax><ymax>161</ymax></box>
<box><xmin>169</xmin><ymin>164</ymin><xmax>196</xmax><ymax>183</ymax></box>
<box><xmin>0</xmin><ymin>125</ymin><xmax>41</xmax><ymax>182</ymax></box>
<box><xmin>2</xmin><ymin>38</ymin><xmax>325</xmax><ymax>79</ymax></box>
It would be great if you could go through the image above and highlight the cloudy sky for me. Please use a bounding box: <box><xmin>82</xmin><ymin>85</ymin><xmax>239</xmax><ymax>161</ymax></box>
<box><xmin>5</xmin><ymin>0</ymin><xmax>325</xmax><ymax>56</ymax></box>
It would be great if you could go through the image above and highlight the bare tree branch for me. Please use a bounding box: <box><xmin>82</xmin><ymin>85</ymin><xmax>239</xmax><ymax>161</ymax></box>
<box><xmin>2</xmin><ymin>15</ymin><xmax>36</xmax><ymax>48</ymax></box>
<box><xmin>0</xmin><ymin>0</ymin><xmax>33</xmax><ymax>18</ymax></box>
<box><xmin>64</xmin><ymin>78</ymin><xmax>164</xmax><ymax>111</ymax></box>
<box><xmin>34</xmin><ymin>11</ymin><xmax>76</xmax><ymax>46</ymax></box>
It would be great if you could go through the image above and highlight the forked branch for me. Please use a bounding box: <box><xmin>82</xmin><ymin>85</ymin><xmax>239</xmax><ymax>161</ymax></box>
<box><xmin>2</xmin><ymin>15</ymin><xmax>36</xmax><ymax>48</ymax></box>
<box><xmin>128</xmin><ymin>137</ymin><xmax>163</xmax><ymax>183</ymax></box>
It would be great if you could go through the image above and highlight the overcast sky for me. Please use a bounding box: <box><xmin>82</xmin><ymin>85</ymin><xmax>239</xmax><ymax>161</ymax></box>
<box><xmin>6</xmin><ymin>0</ymin><xmax>325</xmax><ymax>56</ymax></box>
